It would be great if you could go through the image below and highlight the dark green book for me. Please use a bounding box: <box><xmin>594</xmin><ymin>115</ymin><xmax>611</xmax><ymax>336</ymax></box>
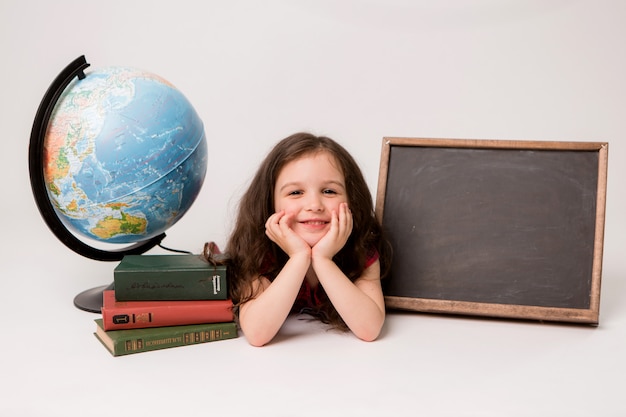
<box><xmin>94</xmin><ymin>319</ymin><xmax>237</xmax><ymax>356</ymax></box>
<box><xmin>114</xmin><ymin>254</ymin><xmax>227</xmax><ymax>301</ymax></box>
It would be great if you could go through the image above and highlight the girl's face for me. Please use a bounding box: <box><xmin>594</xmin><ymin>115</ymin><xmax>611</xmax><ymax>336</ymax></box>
<box><xmin>273</xmin><ymin>151</ymin><xmax>348</xmax><ymax>247</ymax></box>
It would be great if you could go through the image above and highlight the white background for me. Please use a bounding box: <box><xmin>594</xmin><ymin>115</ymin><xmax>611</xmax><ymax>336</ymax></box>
<box><xmin>1</xmin><ymin>1</ymin><xmax>625</xmax><ymax>416</ymax></box>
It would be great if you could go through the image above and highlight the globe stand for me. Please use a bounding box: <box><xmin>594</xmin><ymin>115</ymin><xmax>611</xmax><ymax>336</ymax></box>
<box><xmin>74</xmin><ymin>283</ymin><xmax>115</xmax><ymax>313</ymax></box>
<box><xmin>29</xmin><ymin>55</ymin><xmax>166</xmax><ymax>313</ymax></box>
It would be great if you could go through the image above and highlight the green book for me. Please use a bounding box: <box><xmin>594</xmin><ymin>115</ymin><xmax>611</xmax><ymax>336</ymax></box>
<box><xmin>94</xmin><ymin>319</ymin><xmax>238</xmax><ymax>356</ymax></box>
<box><xmin>114</xmin><ymin>254</ymin><xmax>228</xmax><ymax>301</ymax></box>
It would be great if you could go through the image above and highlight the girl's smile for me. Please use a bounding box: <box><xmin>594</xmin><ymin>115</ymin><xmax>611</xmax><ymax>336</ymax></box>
<box><xmin>298</xmin><ymin>218</ymin><xmax>330</xmax><ymax>230</ymax></box>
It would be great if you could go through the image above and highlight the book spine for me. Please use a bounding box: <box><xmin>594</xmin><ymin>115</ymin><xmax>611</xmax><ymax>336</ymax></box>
<box><xmin>102</xmin><ymin>301</ymin><xmax>234</xmax><ymax>330</ymax></box>
<box><xmin>114</xmin><ymin>266</ymin><xmax>228</xmax><ymax>301</ymax></box>
<box><xmin>96</xmin><ymin>321</ymin><xmax>237</xmax><ymax>356</ymax></box>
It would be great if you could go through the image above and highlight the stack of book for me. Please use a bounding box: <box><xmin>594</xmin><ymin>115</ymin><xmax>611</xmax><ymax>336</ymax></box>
<box><xmin>94</xmin><ymin>254</ymin><xmax>237</xmax><ymax>356</ymax></box>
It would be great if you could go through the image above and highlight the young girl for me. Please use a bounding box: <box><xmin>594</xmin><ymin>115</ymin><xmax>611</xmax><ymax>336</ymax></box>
<box><xmin>210</xmin><ymin>132</ymin><xmax>391</xmax><ymax>346</ymax></box>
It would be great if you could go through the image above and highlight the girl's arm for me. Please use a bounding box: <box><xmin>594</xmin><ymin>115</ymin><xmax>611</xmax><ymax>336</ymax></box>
<box><xmin>239</xmin><ymin>210</ymin><xmax>312</xmax><ymax>347</ymax></box>
<box><xmin>238</xmin><ymin>252</ymin><xmax>310</xmax><ymax>347</ymax></box>
<box><xmin>313</xmin><ymin>258</ymin><xmax>385</xmax><ymax>342</ymax></box>
<box><xmin>312</xmin><ymin>203</ymin><xmax>385</xmax><ymax>341</ymax></box>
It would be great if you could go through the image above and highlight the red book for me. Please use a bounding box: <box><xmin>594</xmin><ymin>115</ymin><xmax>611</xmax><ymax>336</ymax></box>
<box><xmin>101</xmin><ymin>290</ymin><xmax>234</xmax><ymax>331</ymax></box>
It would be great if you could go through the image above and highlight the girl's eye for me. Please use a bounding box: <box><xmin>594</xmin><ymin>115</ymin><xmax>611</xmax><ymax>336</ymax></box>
<box><xmin>288</xmin><ymin>190</ymin><xmax>303</xmax><ymax>196</ymax></box>
<box><xmin>322</xmin><ymin>189</ymin><xmax>337</xmax><ymax>195</ymax></box>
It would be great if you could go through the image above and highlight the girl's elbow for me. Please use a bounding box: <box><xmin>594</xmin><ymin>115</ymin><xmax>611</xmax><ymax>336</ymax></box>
<box><xmin>354</xmin><ymin>320</ymin><xmax>384</xmax><ymax>342</ymax></box>
<box><xmin>242</xmin><ymin>326</ymin><xmax>274</xmax><ymax>347</ymax></box>
<box><xmin>357</xmin><ymin>328</ymin><xmax>382</xmax><ymax>342</ymax></box>
<box><xmin>247</xmin><ymin>338</ymin><xmax>268</xmax><ymax>347</ymax></box>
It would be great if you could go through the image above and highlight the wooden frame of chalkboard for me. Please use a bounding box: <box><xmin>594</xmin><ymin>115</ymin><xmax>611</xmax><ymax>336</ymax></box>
<box><xmin>376</xmin><ymin>138</ymin><xmax>608</xmax><ymax>324</ymax></box>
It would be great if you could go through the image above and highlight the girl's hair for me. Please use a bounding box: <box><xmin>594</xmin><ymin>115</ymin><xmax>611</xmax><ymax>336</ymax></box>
<box><xmin>209</xmin><ymin>132</ymin><xmax>391</xmax><ymax>330</ymax></box>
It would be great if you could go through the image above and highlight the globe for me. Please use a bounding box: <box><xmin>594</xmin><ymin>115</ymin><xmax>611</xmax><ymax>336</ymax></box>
<box><xmin>43</xmin><ymin>65</ymin><xmax>207</xmax><ymax>244</ymax></box>
<box><xmin>29</xmin><ymin>56</ymin><xmax>208</xmax><ymax>312</ymax></box>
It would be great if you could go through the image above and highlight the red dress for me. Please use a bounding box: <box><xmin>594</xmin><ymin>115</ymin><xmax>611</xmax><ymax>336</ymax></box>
<box><xmin>291</xmin><ymin>250</ymin><xmax>380</xmax><ymax>313</ymax></box>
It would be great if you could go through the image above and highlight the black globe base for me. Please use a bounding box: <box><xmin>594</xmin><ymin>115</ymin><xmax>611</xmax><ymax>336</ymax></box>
<box><xmin>73</xmin><ymin>283</ymin><xmax>114</xmax><ymax>313</ymax></box>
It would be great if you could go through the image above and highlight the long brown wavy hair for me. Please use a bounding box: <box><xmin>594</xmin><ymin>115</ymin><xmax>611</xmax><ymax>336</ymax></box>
<box><xmin>206</xmin><ymin>132</ymin><xmax>391</xmax><ymax>330</ymax></box>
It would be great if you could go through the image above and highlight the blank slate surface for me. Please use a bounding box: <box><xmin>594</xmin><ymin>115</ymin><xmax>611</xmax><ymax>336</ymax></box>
<box><xmin>376</xmin><ymin>138</ymin><xmax>608</xmax><ymax>324</ymax></box>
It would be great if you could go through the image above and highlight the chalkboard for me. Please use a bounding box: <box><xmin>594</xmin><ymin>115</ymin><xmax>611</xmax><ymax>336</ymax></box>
<box><xmin>375</xmin><ymin>138</ymin><xmax>608</xmax><ymax>324</ymax></box>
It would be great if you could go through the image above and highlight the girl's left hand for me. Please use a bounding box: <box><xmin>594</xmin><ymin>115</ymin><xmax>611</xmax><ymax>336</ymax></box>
<box><xmin>312</xmin><ymin>202</ymin><xmax>353</xmax><ymax>260</ymax></box>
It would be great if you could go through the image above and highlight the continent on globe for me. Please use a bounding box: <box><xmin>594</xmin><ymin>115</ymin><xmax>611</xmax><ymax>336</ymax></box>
<box><xmin>91</xmin><ymin>210</ymin><xmax>148</xmax><ymax>240</ymax></box>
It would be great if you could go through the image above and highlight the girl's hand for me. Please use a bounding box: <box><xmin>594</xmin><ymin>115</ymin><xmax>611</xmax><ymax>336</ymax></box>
<box><xmin>265</xmin><ymin>210</ymin><xmax>311</xmax><ymax>258</ymax></box>
<box><xmin>312</xmin><ymin>203</ymin><xmax>353</xmax><ymax>260</ymax></box>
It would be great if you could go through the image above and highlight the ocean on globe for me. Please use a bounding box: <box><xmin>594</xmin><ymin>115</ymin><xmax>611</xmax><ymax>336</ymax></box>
<box><xmin>43</xmin><ymin>66</ymin><xmax>207</xmax><ymax>244</ymax></box>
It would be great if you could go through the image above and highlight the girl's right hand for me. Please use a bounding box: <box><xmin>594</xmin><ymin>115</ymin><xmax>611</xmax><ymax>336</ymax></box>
<box><xmin>265</xmin><ymin>210</ymin><xmax>311</xmax><ymax>258</ymax></box>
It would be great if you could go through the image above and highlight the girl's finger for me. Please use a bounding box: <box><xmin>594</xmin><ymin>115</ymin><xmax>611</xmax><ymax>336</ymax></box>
<box><xmin>345</xmin><ymin>204</ymin><xmax>353</xmax><ymax>231</ymax></box>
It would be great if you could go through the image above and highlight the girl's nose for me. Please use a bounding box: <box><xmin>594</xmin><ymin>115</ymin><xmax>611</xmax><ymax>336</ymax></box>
<box><xmin>305</xmin><ymin>194</ymin><xmax>324</xmax><ymax>211</ymax></box>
